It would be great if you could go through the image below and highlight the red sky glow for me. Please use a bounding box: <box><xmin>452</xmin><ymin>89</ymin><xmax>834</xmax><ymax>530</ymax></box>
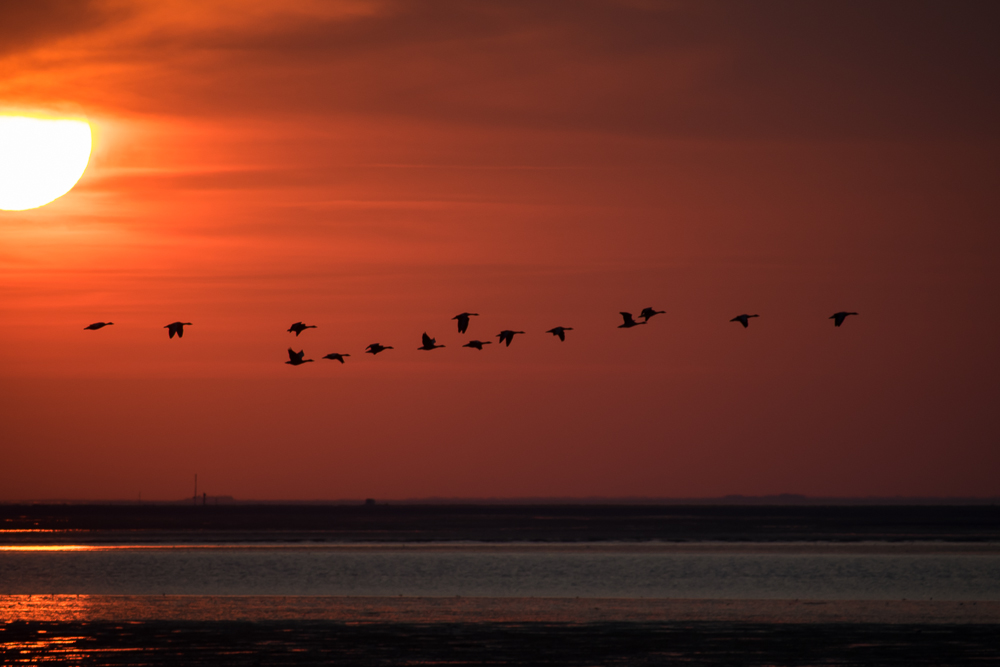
<box><xmin>1</xmin><ymin>0</ymin><xmax>998</xmax><ymax>500</ymax></box>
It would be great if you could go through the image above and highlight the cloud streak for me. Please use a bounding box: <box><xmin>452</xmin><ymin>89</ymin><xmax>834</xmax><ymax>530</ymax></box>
<box><xmin>3</xmin><ymin>1</ymin><xmax>999</xmax><ymax>140</ymax></box>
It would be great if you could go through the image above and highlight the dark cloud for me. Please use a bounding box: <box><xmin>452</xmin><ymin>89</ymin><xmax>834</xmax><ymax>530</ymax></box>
<box><xmin>0</xmin><ymin>0</ymin><xmax>123</xmax><ymax>57</ymax></box>
<box><xmin>705</xmin><ymin>1</ymin><xmax>1000</xmax><ymax>140</ymax></box>
<box><xmin>5</xmin><ymin>0</ymin><xmax>999</xmax><ymax>140</ymax></box>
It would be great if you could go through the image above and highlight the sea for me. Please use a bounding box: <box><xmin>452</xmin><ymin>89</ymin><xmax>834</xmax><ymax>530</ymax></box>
<box><xmin>2</xmin><ymin>505</ymin><xmax>998</xmax><ymax>665</ymax></box>
<box><xmin>3</xmin><ymin>542</ymin><xmax>999</xmax><ymax>600</ymax></box>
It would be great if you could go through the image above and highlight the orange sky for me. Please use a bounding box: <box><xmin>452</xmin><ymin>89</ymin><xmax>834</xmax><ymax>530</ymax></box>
<box><xmin>1</xmin><ymin>0</ymin><xmax>998</xmax><ymax>500</ymax></box>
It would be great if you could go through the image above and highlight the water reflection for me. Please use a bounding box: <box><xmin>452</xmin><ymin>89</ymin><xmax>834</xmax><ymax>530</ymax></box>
<box><xmin>2</xmin><ymin>594</ymin><xmax>999</xmax><ymax>625</ymax></box>
<box><xmin>1</xmin><ymin>595</ymin><xmax>100</xmax><ymax>622</ymax></box>
<box><xmin>0</xmin><ymin>632</ymin><xmax>88</xmax><ymax>661</ymax></box>
<box><xmin>0</xmin><ymin>620</ymin><xmax>147</xmax><ymax>664</ymax></box>
<box><xmin>0</xmin><ymin>546</ymin><xmax>98</xmax><ymax>552</ymax></box>
<box><xmin>2</xmin><ymin>618</ymin><xmax>998</xmax><ymax>666</ymax></box>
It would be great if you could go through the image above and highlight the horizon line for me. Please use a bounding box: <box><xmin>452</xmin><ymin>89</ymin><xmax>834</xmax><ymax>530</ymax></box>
<box><xmin>3</xmin><ymin>494</ymin><xmax>999</xmax><ymax>506</ymax></box>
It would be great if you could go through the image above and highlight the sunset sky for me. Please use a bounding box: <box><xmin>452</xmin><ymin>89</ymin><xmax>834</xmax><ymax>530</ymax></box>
<box><xmin>1</xmin><ymin>0</ymin><xmax>998</xmax><ymax>500</ymax></box>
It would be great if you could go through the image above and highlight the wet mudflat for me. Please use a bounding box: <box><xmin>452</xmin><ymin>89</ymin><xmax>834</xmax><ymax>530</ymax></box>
<box><xmin>3</xmin><ymin>504</ymin><xmax>996</xmax><ymax>665</ymax></box>
<box><xmin>3</xmin><ymin>619</ymin><xmax>999</xmax><ymax>666</ymax></box>
<box><xmin>3</xmin><ymin>598</ymin><xmax>998</xmax><ymax>665</ymax></box>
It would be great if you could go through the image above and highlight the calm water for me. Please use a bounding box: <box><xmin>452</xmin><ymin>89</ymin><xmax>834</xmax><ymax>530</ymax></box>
<box><xmin>2</xmin><ymin>543</ymin><xmax>998</xmax><ymax>600</ymax></box>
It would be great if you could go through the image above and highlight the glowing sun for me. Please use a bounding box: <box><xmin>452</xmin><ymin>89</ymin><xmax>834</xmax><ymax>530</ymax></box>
<box><xmin>0</xmin><ymin>115</ymin><xmax>92</xmax><ymax>211</ymax></box>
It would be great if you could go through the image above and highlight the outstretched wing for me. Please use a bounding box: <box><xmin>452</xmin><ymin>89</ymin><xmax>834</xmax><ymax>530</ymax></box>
<box><xmin>422</xmin><ymin>332</ymin><xmax>433</xmax><ymax>347</ymax></box>
<box><xmin>620</xmin><ymin>312</ymin><xmax>633</xmax><ymax>325</ymax></box>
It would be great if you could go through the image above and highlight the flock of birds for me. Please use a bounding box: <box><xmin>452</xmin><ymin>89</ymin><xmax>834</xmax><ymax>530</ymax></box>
<box><xmin>82</xmin><ymin>310</ymin><xmax>860</xmax><ymax>366</ymax></box>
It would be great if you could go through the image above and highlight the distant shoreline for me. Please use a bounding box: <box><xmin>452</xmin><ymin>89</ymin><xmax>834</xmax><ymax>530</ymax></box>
<box><xmin>1</xmin><ymin>504</ymin><xmax>997</xmax><ymax>544</ymax></box>
<box><xmin>5</xmin><ymin>495</ymin><xmax>999</xmax><ymax>506</ymax></box>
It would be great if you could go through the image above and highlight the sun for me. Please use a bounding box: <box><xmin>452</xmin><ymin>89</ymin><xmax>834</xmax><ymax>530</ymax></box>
<box><xmin>0</xmin><ymin>115</ymin><xmax>93</xmax><ymax>211</ymax></box>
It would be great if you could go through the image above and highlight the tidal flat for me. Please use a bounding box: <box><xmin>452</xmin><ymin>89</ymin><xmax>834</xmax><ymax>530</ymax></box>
<box><xmin>2</xmin><ymin>504</ymin><xmax>997</xmax><ymax>665</ymax></box>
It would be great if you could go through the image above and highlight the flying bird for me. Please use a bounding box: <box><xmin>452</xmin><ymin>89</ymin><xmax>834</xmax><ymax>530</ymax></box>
<box><xmin>84</xmin><ymin>322</ymin><xmax>113</xmax><ymax>330</ymax></box>
<box><xmin>496</xmin><ymin>330</ymin><xmax>525</xmax><ymax>347</ymax></box>
<box><xmin>453</xmin><ymin>312</ymin><xmax>479</xmax><ymax>334</ymax></box>
<box><xmin>730</xmin><ymin>314</ymin><xmax>759</xmax><ymax>328</ymax></box>
<box><xmin>366</xmin><ymin>343</ymin><xmax>393</xmax><ymax>355</ymax></box>
<box><xmin>639</xmin><ymin>308</ymin><xmax>665</xmax><ymax>322</ymax></box>
<box><xmin>322</xmin><ymin>353</ymin><xmax>350</xmax><ymax>363</ymax></box>
<box><xmin>286</xmin><ymin>348</ymin><xmax>314</xmax><ymax>366</ymax></box>
<box><xmin>546</xmin><ymin>326</ymin><xmax>573</xmax><ymax>342</ymax></box>
<box><xmin>287</xmin><ymin>322</ymin><xmax>317</xmax><ymax>336</ymax></box>
<box><xmin>618</xmin><ymin>312</ymin><xmax>645</xmax><ymax>329</ymax></box>
<box><xmin>419</xmin><ymin>332</ymin><xmax>445</xmax><ymax>350</ymax></box>
<box><xmin>165</xmin><ymin>322</ymin><xmax>192</xmax><ymax>339</ymax></box>
<box><xmin>830</xmin><ymin>311</ymin><xmax>858</xmax><ymax>327</ymax></box>
<box><xmin>463</xmin><ymin>340</ymin><xmax>491</xmax><ymax>350</ymax></box>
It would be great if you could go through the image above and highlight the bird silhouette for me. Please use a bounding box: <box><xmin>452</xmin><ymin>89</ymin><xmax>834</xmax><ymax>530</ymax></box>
<box><xmin>419</xmin><ymin>332</ymin><xmax>445</xmax><ymax>350</ymax></box>
<box><xmin>618</xmin><ymin>312</ymin><xmax>645</xmax><ymax>328</ymax></box>
<box><xmin>84</xmin><ymin>322</ymin><xmax>113</xmax><ymax>330</ymax></box>
<box><xmin>286</xmin><ymin>348</ymin><xmax>314</xmax><ymax>365</ymax></box>
<box><xmin>288</xmin><ymin>322</ymin><xmax>317</xmax><ymax>336</ymax></box>
<box><xmin>165</xmin><ymin>322</ymin><xmax>192</xmax><ymax>339</ymax></box>
<box><xmin>730</xmin><ymin>314</ymin><xmax>759</xmax><ymax>328</ymax></box>
<box><xmin>366</xmin><ymin>343</ymin><xmax>393</xmax><ymax>355</ymax></box>
<box><xmin>546</xmin><ymin>326</ymin><xmax>573</xmax><ymax>342</ymax></box>
<box><xmin>463</xmin><ymin>340</ymin><xmax>491</xmax><ymax>350</ymax></box>
<box><xmin>496</xmin><ymin>330</ymin><xmax>525</xmax><ymax>347</ymax></box>
<box><xmin>830</xmin><ymin>311</ymin><xmax>858</xmax><ymax>327</ymax></box>
<box><xmin>453</xmin><ymin>312</ymin><xmax>479</xmax><ymax>334</ymax></box>
<box><xmin>640</xmin><ymin>308</ymin><xmax>665</xmax><ymax>322</ymax></box>
<box><xmin>323</xmin><ymin>353</ymin><xmax>350</xmax><ymax>363</ymax></box>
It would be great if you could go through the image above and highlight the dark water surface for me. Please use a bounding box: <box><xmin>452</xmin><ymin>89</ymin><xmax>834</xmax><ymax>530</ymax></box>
<box><xmin>4</xmin><ymin>506</ymin><xmax>998</xmax><ymax>664</ymax></box>
<box><xmin>2</xmin><ymin>543</ymin><xmax>999</xmax><ymax>599</ymax></box>
<box><xmin>3</xmin><ymin>504</ymin><xmax>998</xmax><ymax>543</ymax></box>
<box><xmin>3</xmin><ymin>620</ymin><xmax>999</xmax><ymax>666</ymax></box>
